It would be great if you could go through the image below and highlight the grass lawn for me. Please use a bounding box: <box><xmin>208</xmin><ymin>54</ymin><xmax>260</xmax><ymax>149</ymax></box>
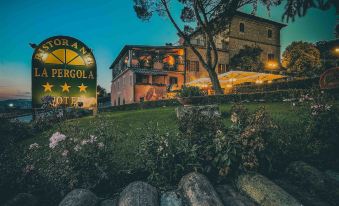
<box><xmin>22</xmin><ymin>102</ymin><xmax>305</xmax><ymax>172</ymax></box>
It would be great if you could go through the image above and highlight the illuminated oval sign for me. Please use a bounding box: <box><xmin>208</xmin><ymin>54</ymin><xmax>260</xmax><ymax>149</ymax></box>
<box><xmin>32</xmin><ymin>36</ymin><xmax>97</xmax><ymax>109</ymax></box>
<box><xmin>319</xmin><ymin>67</ymin><xmax>339</xmax><ymax>89</ymax></box>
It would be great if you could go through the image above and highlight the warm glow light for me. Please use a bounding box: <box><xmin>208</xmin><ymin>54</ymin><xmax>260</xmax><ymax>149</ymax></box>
<box><xmin>164</xmin><ymin>55</ymin><xmax>175</xmax><ymax>66</ymax></box>
<box><xmin>266</xmin><ymin>61</ymin><xmax>278</xmax><ymax>69</ymax></box>
<box><xmin>226</xmin><ymin>84</ymin><xmax>232</xmax><ymax>88</ymax></box>
<box><xmin>229</xmin><ymin>78</ymin><xmax>237</xmax><ymax>82</ymax></box>
<box><xmin>268</xmin><ymin>80</ymin><xmax>272</xmax><ymax>84</ymax></box>
<box><xmin>256</xmin><ymin>80</ymin><xmax>263</xmax><ymax>84</ymax></box>
<box><xmin>177</xmin><ymin>49</ymin><xmax>184</xmax><ymax>56</ymax></box>
<box><xmin>335</xmin><ymin>48</ymin><xmax>339</xmax><ymax>53</ymax></box>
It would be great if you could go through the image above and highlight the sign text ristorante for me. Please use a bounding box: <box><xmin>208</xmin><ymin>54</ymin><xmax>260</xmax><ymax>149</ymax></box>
<box><xmin>32</xmin><ymin>36</ymin><xmax>97</xmax><ymax>109</ymax></box>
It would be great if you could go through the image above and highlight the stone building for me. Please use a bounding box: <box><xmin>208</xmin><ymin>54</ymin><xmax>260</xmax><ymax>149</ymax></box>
<box><xmin>185</xmin><ymin>11</ymin><xmax>286</xmax><ymax>82</ymax></box>
<box><xmin>110</xmin><ymin>12</ymin><xmax>286</xmax><ymax>106</ymax></box>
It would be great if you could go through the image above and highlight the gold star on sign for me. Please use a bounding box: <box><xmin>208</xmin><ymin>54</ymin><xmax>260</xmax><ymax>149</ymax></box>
<box><xmin>42</xmin><ymin>82</ymin><xmax>53</xmax><ymax>92</ymax></box>
<box><xmin>78</xmin><ymin>83</ymin><xmax>88</xmax><ymax>92</ymax></box>
<box><xmin>60</xmin><ymin>82</ymin><xmax>71</xmax><ymax>92</ymax></box>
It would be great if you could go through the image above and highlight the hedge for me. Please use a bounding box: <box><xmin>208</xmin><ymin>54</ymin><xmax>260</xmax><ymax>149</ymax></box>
<box><xmin>99</xmin><ymin>88</ymin><xmax>339</xmax><ymax>112</ymax></box>
<box><xmin>236</xmin><ymin>77</ymin><xmax>320</xmax><ymax>93</ymax></box>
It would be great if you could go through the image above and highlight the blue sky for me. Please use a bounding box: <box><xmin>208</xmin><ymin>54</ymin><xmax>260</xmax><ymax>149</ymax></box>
<box><xmin>0</xmin><ymin>0</ymin><xmax>336</xmax><ymax>100</ymax></box>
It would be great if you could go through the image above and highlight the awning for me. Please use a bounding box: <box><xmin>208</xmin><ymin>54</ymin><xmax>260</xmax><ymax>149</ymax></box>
<box><xmin>187</xmin><ymin>71</ymin><xmax>286</xmax><ymax>87</ymax></box>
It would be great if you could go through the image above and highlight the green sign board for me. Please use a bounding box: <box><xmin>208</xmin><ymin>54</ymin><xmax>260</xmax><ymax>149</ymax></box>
<box><xmin>32</xmin><ymin>36</ymin><xmax>97</xmax><ymax>109</ymax></box>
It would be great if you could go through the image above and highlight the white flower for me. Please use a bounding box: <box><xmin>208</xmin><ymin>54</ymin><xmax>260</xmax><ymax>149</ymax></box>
<box><xmin>29</xmin><ymin>143</ymin><xmax>39</xmax><ymax>150</ymax></box>
<box><xmin>49</xmin><ymin>132</ymin><xmax>66</xmax><ymax>149</ymax></box>
<box><xmin>62</xmin><ymin>150</ymin><xmax>69</xmax><ymax>157</ymax></box>
<box><xmin>98</xmin><ymin>142</ymin><xmax>104</xmax><ymax>148</ymax></box>
<box><xmin>74</xmin><ymin>144</ymin><xmax>81</xmax><ymax>152</ymax></box>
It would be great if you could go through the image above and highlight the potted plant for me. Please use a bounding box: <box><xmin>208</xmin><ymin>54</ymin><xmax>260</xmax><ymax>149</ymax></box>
<box><xmin>177</xmin><ymin>86</ymin><xmax>205</xmax><ymax>106</ymax></box>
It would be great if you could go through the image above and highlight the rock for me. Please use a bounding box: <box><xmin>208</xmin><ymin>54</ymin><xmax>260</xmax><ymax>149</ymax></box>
<box><xmin>4</xmin><ymin>193</ymin><xmax>38</xmax><ymax>206</ymax></box>
<box><xmin>59</xmin><ymin>189</ymin><xmax>98</xmax><ymax>206</ymax></box>
<box><xmin>118</xmin><ymin>181</ymin><xmax>159</xmax><ymax>206</ymax></box>
<box><xmin>101</xmin><ymin>198</ymin><xmax>117</xmax><ymax>206</ymax></box>
<box><xmin>215</xmin><ymin>185</ymin><xmax>257</xmax><ymax>206</ymax></box>
<box><xmin>285</xmin><ymin>161</ymin><xmax>339</xmax><ymax>204</ymax></box>
<box><xmin>274</xmin><ymin>179</ymin><xmax>331</xmax><ymax>206</ymax></box>
<box><xmin>236</xmin><ymin>173</ymin><xmax>301</xmax><ymax>206</ymax></box>
<box><xmin>178</xmin><ymin>172</ymin><xmax>223</xmax><ymax>206</ymax></box>
<box><xmin>160</xmin><ymin>191</ymin><xmax>182</xmax><ymax>206</ymax></box>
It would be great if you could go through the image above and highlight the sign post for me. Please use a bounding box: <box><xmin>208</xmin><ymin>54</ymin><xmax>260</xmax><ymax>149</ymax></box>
<box><xmin>31</xmin><ymin>36</ymin><xmax>97</xmax><ymax>113</ymax></box>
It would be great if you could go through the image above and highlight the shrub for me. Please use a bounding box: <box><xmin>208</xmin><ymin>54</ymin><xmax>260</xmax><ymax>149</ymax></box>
<box><xmin>177</xmin><ymin>86</ymin><xmax>205</xmax><ymax>98</ymax></box>
<box><xmin>213</xmin><ymin>105</ymin><xmax>276</xmax><ymax>177</ymax></box>
<box><xmin>138</xmin><ymin>123</ymin><xmax>200</xmax><ymax>186</ymax></box>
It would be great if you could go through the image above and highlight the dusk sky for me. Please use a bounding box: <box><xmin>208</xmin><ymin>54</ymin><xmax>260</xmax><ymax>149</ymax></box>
<box><xmin>0</xmin><ymin>0</ymin><xmax>336</xmax><ymax>100</ymax></box>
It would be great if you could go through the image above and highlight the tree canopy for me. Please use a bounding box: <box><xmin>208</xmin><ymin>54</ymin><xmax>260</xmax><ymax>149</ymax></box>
<box><xmin>282</xmin><ymin>41</ymin><xmax>322</xmax><ymax>77</ymax></box>
<box><xmin>229</xmin><ymin>45</ymin><xmax>264</xmax><ymax>72</ymax></box>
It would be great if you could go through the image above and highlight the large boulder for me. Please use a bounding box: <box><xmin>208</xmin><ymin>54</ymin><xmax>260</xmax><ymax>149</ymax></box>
<box><xmin>178</xmin><ymin>172</ymin><xmax>223</xmax><ymax>206</ymax></box>
<box><xmin>4</xmin><ymin>193</ymin><xmax>38</xmax><ymax>206</ymax></box>
<box><xmin>160</xmin><ymin>191</ymin><xmax>183</xmax><ymax>206</ymax></box>
<box><xmin>236</xmin><ymin>173</ymin><xmax>301</xmax><ymax>206</ymax></box>
<box><xmin>118</xmin><ymin>181</ymin><xmax>159</xmax><ymax>206</ymax></box>
<box><xmin>59</xmin><ymin>189</ymin><xmax>98</xmax><ymax>206</ymax></box>
<box><xmin>215</xmin><ymin>185</ymin><xmax>257</xmax><ymax>206</ymax></box>
<box><xmin>285</xmin><ymin>161</ymin><xmax>339</xmax><ymax>204</ymax></box>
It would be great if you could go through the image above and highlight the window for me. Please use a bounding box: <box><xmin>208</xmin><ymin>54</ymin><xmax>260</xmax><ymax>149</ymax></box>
<box><xmin>239</xmin><ymin>23</ymin><xmax>245</xmax><ymax>33</ymax></box>
<box><xmin>118</xmin><ymin>97</ymin><xmax>120</xmax><ymax>106</ymax></box>
<box><xmin>130</xmin><ymin>76</ymin><xmax>133</xmax><ymax>85</ymax></box>
<box><xmin>268</xmin><ymin>29</ymin><xmax>272</xmax><ymax>38</ymax></box>
<box><xmin>123</xmin><ymin>99</ymin><xmax>125</xmax><ymax>105</ymax></box>
<box><xmin>218</xmin><ymin>64</ymin><xmax>227</xmax><ymax>74</ymax></box>
<box><xmin>169</xmin><ymin>77</ymin><xmax>178</xmax><ymax>85</ymax></box>
<box><xmin>187</xmin><ymin>60</ymin><xmax>200</xmax><ymax>72</ymax></box>
<box><xmin>268</xmin><ymin>53</ymin><xmax>275</xmax><ymax>61</ymax></box>
<box><xmin>117</xmin><ymin>80</ymin><xmax>120</xmax><ymax>89</ymax></box>
<box><xmin>136</xmin><ymin>74</ymin><xmax>148</xmax><ymax>84</ymax></box>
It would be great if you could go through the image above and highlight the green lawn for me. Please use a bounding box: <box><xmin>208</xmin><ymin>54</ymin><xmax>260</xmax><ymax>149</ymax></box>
<box><xmin>24</xmin><ymin>102</ymin><xmax>304</xmax><ymax>171</ymax></box>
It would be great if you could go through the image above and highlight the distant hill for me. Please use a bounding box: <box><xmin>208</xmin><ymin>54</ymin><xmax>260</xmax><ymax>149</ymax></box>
<box><xmin>0</xmin><ymin>99</ymin><xmax>32</xmax><ymax>109</ymax></box>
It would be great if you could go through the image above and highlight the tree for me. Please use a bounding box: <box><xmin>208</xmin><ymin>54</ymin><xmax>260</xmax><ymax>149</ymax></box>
<box><xmin>97</xmin><ymin>85</ymin><xmax>107</xmax><ymax>98</ymax></box>
<box><xmin>281</xmin><ymin>0</ymin><xmax>338</xmax><ymax>22</ymax></box>
<box><xmin>316</xmin><ymin>40</ymin><xmax>339</xmax><ymax>69</ymax></box>
<box><xmin>132</xmin><ymin>0</ymin><xmax>279</xmax><ymax>94</ymax></box>
<box><xmin>229</xmin><ymin>45</ymin><xmax>264</xmax><ymax>72</ymax></box>
<box><xmin>282</xmin><ymin>41</ymin><xmax>322</xmax><ymax>76</ymax></box>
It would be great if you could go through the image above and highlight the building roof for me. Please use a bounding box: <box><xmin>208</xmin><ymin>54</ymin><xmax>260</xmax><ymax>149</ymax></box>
<box><xmin>189</xmin><ymin>11</ymin><xmax>287</xmax><ymax>37</ymax></box>
<box><xmin>109</xmin><ymin>45</ymin><xmax>184</xmax><ymax>69</ymax></box>
<box><xmin>235</xmin><ymin>11</ymin><xmax>287</xmax><ymax>28</ymax></box>
<box><xmin>131</xmin><ymin>68</ymin><xmax>168</xmax><ymax>76</ymax></box>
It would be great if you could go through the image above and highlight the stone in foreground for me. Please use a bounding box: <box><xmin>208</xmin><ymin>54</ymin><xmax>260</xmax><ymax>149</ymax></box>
<box><xmin>286</xmin><ymin>161</ymin><xmax>339</xmax><ymax>204</ymax></box>
<box><xmin>236</xmin><ymin>173</ymin><xmax>301</xmax><ymax>206</ymax></box>
<box><xmin>59</xmin><ymin>189</ymin><xmax>98</xmax><ymax>206</ymax></box>
<box><xmin>216</xmin><ymin>185</ymin><xmax>257</xmax><ymax>206</ymax></box>
<box><xmin>118</xmin><ymin>181</ymin><xmax>159</xmax><ymax>206</ymax></box>
<box><xmin>179</xmin><ymin>172</ymin><xmax>223</xmax><ymax>206</ymax></box>
<box><xmin>161</xmin><ymin>191</ymin><xmax>183</xmax><ymax>206</ymax></box>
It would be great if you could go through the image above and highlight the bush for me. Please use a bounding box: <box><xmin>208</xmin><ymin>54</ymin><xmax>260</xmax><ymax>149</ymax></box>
<box><xmin>177</xmin><ymin>86</ymin><xmax>205</xmax><ymax>98</ymax></box>
<box><xmin>138</xmin><ymin>123</ymin><xmax>200</xmax><ymax>187</ymax></box>
<box><xmin>0</xmin><ymin>118</ymin><xmax>34</xmax><ymax>204</ymax></box>
<box><xmin>263</xmin><ymin>89</ymin><xmax>339</xmax><ymax>173</ymax></box>
<box><xmin>213</xmin><ymin>105</ymin><xmax>276</xmax><ymax>177</ymax></box>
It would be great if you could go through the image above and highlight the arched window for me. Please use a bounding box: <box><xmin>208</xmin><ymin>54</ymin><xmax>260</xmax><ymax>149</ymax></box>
<box><xmin>239</xmin><ymin>23</ymin><xmax>245</xmax><ymax>33</ymax></box>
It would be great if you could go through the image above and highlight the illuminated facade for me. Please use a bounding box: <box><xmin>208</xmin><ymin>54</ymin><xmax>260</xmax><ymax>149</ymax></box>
<box><xmin>110</xmin><ymin>12</ymin><xmax>286</xmax><ymax>105</ymax></box>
